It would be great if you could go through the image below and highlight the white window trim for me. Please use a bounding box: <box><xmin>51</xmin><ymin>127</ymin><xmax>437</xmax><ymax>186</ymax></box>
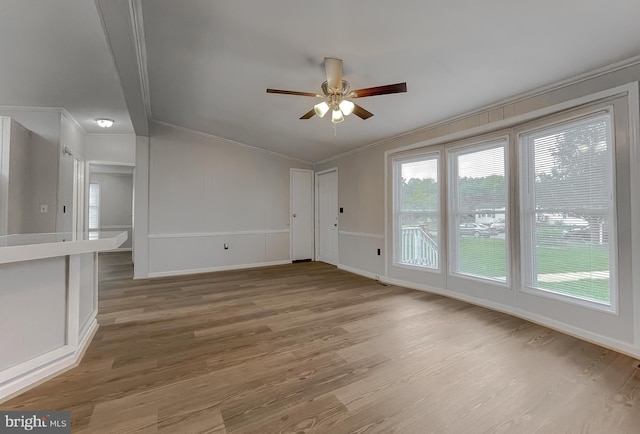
<box><xmin>88</xmin><ymin>182</ymin><xmax>101</xmax><ymax>231</ymax></box>
<box><xmin>518</xmin><ymin>108</ymin><xmax>619</xmax><ymax>315</ymax></box>
<box><xmin>392</xmin><ymin>150</ymin><xmax>442</xmax><ymax>273</ymax></box>
<box><xmin>447</xmin><ymin>136</ymin><xmax>511</xmax><ymax>287</ymax></box>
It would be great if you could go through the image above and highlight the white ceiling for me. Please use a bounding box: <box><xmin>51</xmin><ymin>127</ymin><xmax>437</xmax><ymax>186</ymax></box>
<box><xmin>141</xmin><ymin>0</ymin><xmax>640</xmax><ymax>162</ymax></box>
<box><xmin>0</xmin><ymin>0</ymin><xmax>133</xmax><ymax>134</ymax></box>
<box><xmin>2</xmin><ymin>1</ymin><xmax>640</xmax><ymax>161</ymax></box>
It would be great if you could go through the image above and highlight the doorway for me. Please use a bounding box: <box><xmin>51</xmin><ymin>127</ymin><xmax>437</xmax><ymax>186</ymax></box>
<box><xmin>316</xmin><ymin>168</ymin><xmax>339</xmax><ymax>265</ymax></box>
<box><xmin>88</xmin><ymin>163</ymin><xmax>134</xmax><ymax>250</ymax></box>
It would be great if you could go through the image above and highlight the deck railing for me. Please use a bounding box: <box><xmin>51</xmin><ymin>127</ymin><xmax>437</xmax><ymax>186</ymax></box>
<box><xmin>400</xmin><ymin>226</ymin><xmax>438</xmax><ymax>268</ymax></box>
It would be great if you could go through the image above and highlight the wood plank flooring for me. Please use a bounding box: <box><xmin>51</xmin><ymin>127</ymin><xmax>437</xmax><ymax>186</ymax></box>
<box><xmin>2</xmin><ymin>252</ymin><xmax>640</xmax><ymax>433</ymax></box>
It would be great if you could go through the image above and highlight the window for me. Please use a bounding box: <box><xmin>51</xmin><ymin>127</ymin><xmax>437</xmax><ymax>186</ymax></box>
<box><xmin>449</xmin><ymin>140</ymin><xmax>508</xmax><ymax>282</ymax></box>
<box><xmin>394</xmin><ymin>152</ymin><xmax>440</xmax><ymax>270</ymax></box>
<box><xmin>520</xmin><ymin>112</ymin><xmax>615</xmax><ymax>307</ymax></box>
<box><xmin>88</xmin><ymin>182</ymin><xmax>100</xmax><ymax>230</ymax></box>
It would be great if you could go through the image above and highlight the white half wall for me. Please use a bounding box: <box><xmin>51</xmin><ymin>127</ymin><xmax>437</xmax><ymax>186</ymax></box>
<box><xmin>142</xmin><ymin>123</ymin><xmax>312</xmax><ymax>277</ymax></box>
<box><xmin>0</xmin><ymin>257</ymin><xmax>67</xmax><ymax>372</ymax></box>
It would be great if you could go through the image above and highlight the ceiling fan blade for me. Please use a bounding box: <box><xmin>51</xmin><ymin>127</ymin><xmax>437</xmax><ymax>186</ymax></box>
<box><xmin>299</xmin><ymin>109</ymin><xmax>316</xmax><ymax>119</ymax></box>
<box><xmin>324</xmin><ymin>57</ymin><xmax>343</xmax><ymax>93</ymax></box>
<box><xmin>350</xmin><ymin>82</ymin><xmax>407</xmax><ymax>98</ymax></box>
<box><xmin>352</xmin><ymin>103</ymin><xmax>374</xmax><ymax>120</ymax></box>
<box><xmin>266</xmin><ymin>89</ymin><xmax>320</xmax><ymax>97</ymax></box>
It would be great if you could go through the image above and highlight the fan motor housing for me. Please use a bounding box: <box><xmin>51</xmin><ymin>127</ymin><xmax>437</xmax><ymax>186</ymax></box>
<box><xmin>321</xmin><ymin>80</ymin><xmax>350</xmax><ymax>96</ymax></box>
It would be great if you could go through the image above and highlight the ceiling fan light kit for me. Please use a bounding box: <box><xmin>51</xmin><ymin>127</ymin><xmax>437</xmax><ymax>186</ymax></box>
<box><xmin>339</xmin><ymin>99</ymin><xmax>355</xmax><ymax>116</ymax></box>
<box><xmin>266</xmin><ymin>57</ymin><xmax>407</xmax><ymax>125</ymax></box>
<box><xmin>314</xmin><ymin>101</ymin><xmax>330</xmax><ymax>118</ymax></box>
<box><xmin>331</xmin><ymin>109</ymin><xmax>344</xmax><ymax>123</ymax></box>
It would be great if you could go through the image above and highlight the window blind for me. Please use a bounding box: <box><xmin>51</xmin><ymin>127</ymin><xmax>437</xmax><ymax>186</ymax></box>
<box><xmin>450</xmin><ymin>141</ymin><xmax>507</xmax><ymax>282</ymax></box>
<box><xmin>88</xmin><ymin>183</ymin><xmax>100</xmax><ymax>230</ymax></box>
<box><xmin>396</xmin><ymin>155</ymin><xmax>439</xmax><ymax>269</ymax></box>
<box><xmin>521</xmin><ymin>113</ymin><xmax>613</xmax><ymax>304</ymax></box>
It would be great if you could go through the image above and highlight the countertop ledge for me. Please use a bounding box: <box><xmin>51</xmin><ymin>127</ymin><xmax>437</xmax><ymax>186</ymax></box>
<box><xmin>0</xmin><ymin>231</ymin><xmax>128</xmax><ymax>264</ymax></box>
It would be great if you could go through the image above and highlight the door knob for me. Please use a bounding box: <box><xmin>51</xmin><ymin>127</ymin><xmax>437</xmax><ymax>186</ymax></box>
<box><xmin>334</xmin><ymin>224</ymin><xmax>337</xmax><ymax>227</ymax></box>
<box><xmin>293</xmin><ymin>214</ymin><xmax>297</xmax><ymax>217</ymax></box>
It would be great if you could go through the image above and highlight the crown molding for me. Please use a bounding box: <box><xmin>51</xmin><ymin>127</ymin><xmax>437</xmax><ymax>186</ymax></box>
<box><xmin>129</xmin><ymin>0</ymin><xmax>152</xmax><ymax>119</ymax></box>
<box><xmin>315</xmin><ymin>54</ymin><xmax>640</xmax><ymax>165</ymax></box>
<box><xmin>60</xmin><ymin>109</ymin><xmax>87</xmax><ymax>135</ymax></box>
<box><xmin>151</xmin><ymin>120</ymin><xmax>314</xmax><ymax>165</ymax></box>
<box><xmin>0</xmin><ymin>105</ymin><xmax>65</xmax><ymax>114</ymax></box>
<box><xmin>0</xmin><ymin>106</ymin><xmax>87</xmax><ymax>135</ymax></box>
<box><xmin>85</xmin><ymin>133</ymin><xmax>136</xmax><ymax>137</ymax></box>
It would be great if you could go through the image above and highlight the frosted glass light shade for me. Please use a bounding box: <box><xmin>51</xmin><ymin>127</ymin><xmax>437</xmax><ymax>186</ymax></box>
<box><xmin>339</xmin><ymin>100</ymin><xmax>355</xmax><ymax>116</ymax></box>
<box><xmin>331</xmin><ymin>109</ymin><xmax>344</xmax><ymax>123</ymax></box>
<box><xmin>95</xmin><ymin>118</ymin><xmax>114</xmax><ymax>128</ymax></box>
<box><xmin>314</xmin><ymin>101</ymin><xmax>330</xmax><ymax>118</ymax></box>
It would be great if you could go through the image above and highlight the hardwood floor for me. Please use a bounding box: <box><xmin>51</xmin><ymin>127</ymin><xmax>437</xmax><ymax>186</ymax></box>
<box><xmin>3</xmin><ymin>252</ymin><xmax>640</xmax><ymax>433</ymax></box>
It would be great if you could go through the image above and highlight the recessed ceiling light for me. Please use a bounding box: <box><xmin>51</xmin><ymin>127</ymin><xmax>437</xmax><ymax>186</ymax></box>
<box><xmin>95</xmin><ymin>118</ymin><xmax>114</xmax><ymax>128</ymax></box>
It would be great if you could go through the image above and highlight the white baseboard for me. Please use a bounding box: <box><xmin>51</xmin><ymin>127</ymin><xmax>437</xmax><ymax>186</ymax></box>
<box><xmin>338</xmin><ymin>264</ymin><xmax>640</xmax><ymax>361</ymax></box>
<box><xmin>0</xmin><ymin>320</ymin><xmax>98</xmax><ymax>404</ymax></box>
<box><xmin>337</xmin><ymin>264</ymin><xmax>380</xmax><ymax>281</ymax></box>
<box><xmin>147</xmin><ymin>260</ymin><xmax>292</xmax><ymax>278</ymax></box>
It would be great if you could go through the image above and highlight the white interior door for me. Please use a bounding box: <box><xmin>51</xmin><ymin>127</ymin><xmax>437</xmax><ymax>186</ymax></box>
<box><xmin>317</xmin><ymin>169</ymin><xmax>338</xmax><ymax>265</ymax></box>
<box><xmin>291</xmin><ymin>169</ymin><xmax>314</xmax><ymax>261</ymax></box>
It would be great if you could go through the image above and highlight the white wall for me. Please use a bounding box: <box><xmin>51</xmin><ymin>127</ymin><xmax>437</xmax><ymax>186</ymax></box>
<box><xmin>141</xmin><ymin>123</ymin><xmax>312</xmax><ymax>277</ymax></box>
<box><xmin>316</xmin><ymin>62</ymin><xmax>640</xmax><ymax>358</ymax></box>
<box><xmin>0</xmin><ymin>109</ymin><xmax>60</xmax><ymax>233</ymax></box>
<box><xmin>7</xmin><ymin>121</ymin><xmax>30</xmax><ymax>234</ymax></box>
<box><xmin>316</xmin><ymin>62</ymin><xmax>640</xmax><ymax>276</ymax></box>
<box><xmin>84</xmin><ymin>134</ymin><xmax>135</xmax><ymax>165</ymax></box>
<box><xmin>133</xmin><ymin>136</ymin><xmax>149</xmax><ymax>278</ymax></box>
<box><xmin>90</xmin><ymin>172</ymin><xmax>133</xmax><ymax>248</ymax></box>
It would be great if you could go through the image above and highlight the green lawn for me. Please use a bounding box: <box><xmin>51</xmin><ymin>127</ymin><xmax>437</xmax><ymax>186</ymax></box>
<box><xmin>458</xmin><ymin>238</ymin><xmax>507</xmax><ymax>278</ymax></box>
<box><xmin>542</xmin><ymin>279</ymin><xmax>609</xmax><ymax>303</ymax></box>
<box><xmin>457</xmin><ymin>237</ymin><xmax>610</xmax><ymax>302</ymax></box>
<box><xmin>536</xmin><ymin>245</ymin><xmax>609</xmax><ymax>274</ymax></box>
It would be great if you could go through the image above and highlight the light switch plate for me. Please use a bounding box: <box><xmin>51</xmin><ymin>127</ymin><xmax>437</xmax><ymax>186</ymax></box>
<box><xmin>40</xmin><ymin>204</ymin><xmax>48</xmax><ymax>213</ymax></box>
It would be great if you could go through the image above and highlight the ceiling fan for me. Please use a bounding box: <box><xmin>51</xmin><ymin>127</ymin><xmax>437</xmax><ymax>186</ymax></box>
<box><xmin>266</xmin><ymin>57</ymin><xmax>407</xmax><ymax>123</ymax></box>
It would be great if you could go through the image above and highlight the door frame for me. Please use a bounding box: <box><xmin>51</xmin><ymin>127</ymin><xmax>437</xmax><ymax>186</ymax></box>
<box><xmin>87</xmin><ymin>162</ymin><xmax>136</xmax><ymax>251</ymax></box>
<box><xmin>315</xmin><ymin>167</ymin><xmax>339</xmax><ymax>264</ymax></box>
<box><xmin>71</xmin><ymin>158</ymin><xmax>86</xmax><ymax>238</ymax></box>
<box><xmin>0</xmin><ymin>117</ymin><xmax>10</xmax><ymax>236</ymax></box>
<box><xmin>290</xmin><ymin>168</ymin><xmax>315</xmax><ymax>261</ymax></box>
